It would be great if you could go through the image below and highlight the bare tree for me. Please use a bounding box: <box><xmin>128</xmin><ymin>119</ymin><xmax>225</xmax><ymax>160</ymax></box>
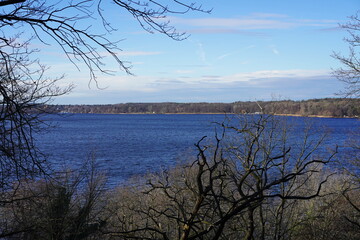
<box><xmin>332</xmin><ymin>12</ymin><xmax>360</xmax><ymax>232</ymax></box>
<box><xmin>339</xmin><ymin>129</ymin><xmax>360</xmax><ymax>230</ymax></box>
<box><xmin>0</xmin><ymin>37</ymin><xmax>72</xmax><ymax>191</ymax></box>
<box><xmin>0</xmin><ymin>157</ymin><xmax>107</xmax><ymax>239</ymax></box>
<box><xmin>103</xmin><ymin>115</ymin><xmax>336</xmax><ymax>240</ymax></box>
<box><xmin>332</xmin><ymin>12</ymin><xmax>360</xmax><ymax>98</ymax></box>
<box><xmin>0</xmin><ymin>1</ymin><xmax>209</xmax><ymax>237</ymax></box>
<box><xmin>0</xmin><ymin>0</ymin><xmax>208</xmax><ymax>192</ymax></box>
<box><xmin>0</xmin><ymin>0</ymin><xmax>209</xmax><ymax>186</ymax></box>
<box><xmin>0</xmin><ymin>0</ymin><xmax>210</xmax><ymax>82</ymax></box>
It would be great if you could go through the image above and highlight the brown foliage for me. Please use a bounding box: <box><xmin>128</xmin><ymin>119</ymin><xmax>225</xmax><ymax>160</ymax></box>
<box><xmin>101</xmin><ymin>115</ymin><xmax>337</xmax><ymax>240</ymax></box>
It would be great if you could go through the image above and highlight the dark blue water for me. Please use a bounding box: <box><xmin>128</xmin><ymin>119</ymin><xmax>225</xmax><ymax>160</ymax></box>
<box><xmin>36</xmin><ymin>114</ymin><xmax>359</xmax><ymax>185</ymax></box>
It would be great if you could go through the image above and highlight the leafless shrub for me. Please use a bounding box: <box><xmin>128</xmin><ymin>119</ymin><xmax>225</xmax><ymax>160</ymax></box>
<box><xmin>0</xmin><ymin>158</ymin><xmax>106</xmax><ymax>239</ymax></box>
<box><xmin>102</xmin><ymin>115</ymin><xmax>337</xmax><ymax>240</ymax></box>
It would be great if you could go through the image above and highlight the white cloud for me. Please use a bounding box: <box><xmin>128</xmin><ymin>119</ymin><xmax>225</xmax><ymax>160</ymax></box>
<box><xmin>218</xmin><ymin>69</ymin><xmax>330</xmax><ymax>84</ymax></box>
<box><xmin>175</xmin><ymin>17</ymin><xmax>295</xmax><ymax>29</ymax></box>
<box><xmin>55</xmin><ymin>68</ymin><xmax>338</xmax><ymax>104</ymax></box>
<box><xmin>169</xmin><ymin>13</ymin><xmax>338</xmax><ymax>32</ymax></box>
<box><xmin>99</xmin><ymin>69</ymin><xmax>332</xmax><ymax>90</ymax></box>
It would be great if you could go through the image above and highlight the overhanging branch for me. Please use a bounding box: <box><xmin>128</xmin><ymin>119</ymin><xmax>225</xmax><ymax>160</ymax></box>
<box><xmin>0</xmin><ymin>0</ymin><xmax>25</xmax><ymax>7</ymax></box>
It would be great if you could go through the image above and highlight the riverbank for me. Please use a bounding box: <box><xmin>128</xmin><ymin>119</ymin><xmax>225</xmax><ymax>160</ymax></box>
<box><xmin>47</xmin><ymin>98</ymin><xmax>360</xmax><ymax>118</ymax></box>
<box><xmin>56</xmin><ymin>111</ymin><xmax>359</xmax><ymax>119</ymax></box>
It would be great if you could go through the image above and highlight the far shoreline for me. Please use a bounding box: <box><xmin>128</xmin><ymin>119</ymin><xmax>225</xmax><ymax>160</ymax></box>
<box><xmin>49</xmin><ymin>98</ymin><xmax>359</xmax><ymax>119</ymax></box>
<box><xmin>57</xmin><ymin>112</ymin><xmax>358</xmax><ymax>119</ymax></box>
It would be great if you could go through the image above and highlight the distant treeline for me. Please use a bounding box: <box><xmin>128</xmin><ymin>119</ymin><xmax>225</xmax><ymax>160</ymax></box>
<box><xmin>46</xmin><ymin>98</ymin><xmax>360</xmax><ymax>117</ymax></box>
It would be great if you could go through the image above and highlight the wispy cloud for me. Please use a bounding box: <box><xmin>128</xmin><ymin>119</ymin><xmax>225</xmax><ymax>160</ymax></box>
<box><xmin>116</xmin><ymin>51</ymin><xmax>162</xmax><ymax>56</ymax></box>
<box><xmin>217</xmin><ymin>45</ymin><xmax>256</xmax><ymax>60</ymax></box>
<box><xmin>216</xmin><ymin>69</ymin><xmax>331</xmax><ymax>84</ymax></box>
<box><xmin>217</xmin><ymin>52</ymin><xmax>235</xmax><ymax>60</ymax></box>
<box><xmin>316</xmin><ymin>26</ymin><xmax>342</xmax><ymax>32</ymax></box>
<box><xmin>114</xmin><ymin>69</ymin><xmax>332</xmax><ymax>90</ymax></box>
<box><xmin>56</xmin><ymin>69</ymin><xmax>339</xmax><ymax>104</ymax></box>
<box><xmin>250</xmin><ymin>13</ymin><xmax>289</xmax><ymax>18</ymax></box>
<box><xmin>189</xmin><ymin>40</ymin><xmax>209</xmax><ymax>65</ymax></box>
<box><xmin>296</xmin><ymin>19</ymin><xmax>339</xmax><ymax>24</ymax></box>
<box><xmin>187</xmin><ymin>28</ymin><xmax>268</xmax><ymax>36</ymax></box>
<box><xmin>175</xmin><ymin>17</ymin><xmax>295</xmax><ymax>29</ymax></box>
<box><xmin>175</xmin><ymin>69</ymin><xmax>194</xmax><ymax>74</ymax></box>
<box><xmin>269</xmin><ymin>45</ymin><xmax>280</xmax><ymax>55</ymax></box>
<box><xmin>170</xmin><ymin>13</ymin><xmax>339</xmax><ymax>33</ymax></box>
<box><xmin>144</xmin><ymin>69</ymin><xmax>332</xmax><ymax>87</ymax></box>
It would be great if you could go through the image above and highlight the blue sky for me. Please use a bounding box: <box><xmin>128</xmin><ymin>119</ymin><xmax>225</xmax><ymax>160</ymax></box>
<box><xmin>40</xmin><ymin>0</ymin><xmax>359</xmax><ymax>104</ymax></box>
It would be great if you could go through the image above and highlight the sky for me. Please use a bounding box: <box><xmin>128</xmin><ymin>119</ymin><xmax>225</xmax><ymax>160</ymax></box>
<box><xmin>38</xmin><ymin>0</ymin><xmax>360</xmax><ymax>104</ymax></box>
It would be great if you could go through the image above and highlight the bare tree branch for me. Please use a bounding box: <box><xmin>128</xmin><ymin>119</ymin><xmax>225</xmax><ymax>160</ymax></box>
<box><xmin>332</xmin><ymin>12</ymin><xmax>360</xmax><ymax>98</ymax></box>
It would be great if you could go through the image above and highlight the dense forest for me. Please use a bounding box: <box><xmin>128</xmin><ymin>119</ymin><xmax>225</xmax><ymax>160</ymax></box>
<box><xmin>48</xmin><ymin>98</ymin><xmax>360</xmax><ymax>117</ymax></box>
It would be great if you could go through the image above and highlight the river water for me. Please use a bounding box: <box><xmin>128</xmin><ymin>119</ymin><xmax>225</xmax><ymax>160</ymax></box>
<box><xmin>36</xmin><ymin>114</ymin><xmax>359</xmax><ymax>185</ymax></box>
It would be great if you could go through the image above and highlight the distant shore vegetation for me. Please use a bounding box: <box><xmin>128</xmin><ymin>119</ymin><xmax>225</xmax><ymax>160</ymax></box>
<box><xmin>48</xmin><ymin>98</ymin><xmax>359</xmax><ymax>118</ymax></box>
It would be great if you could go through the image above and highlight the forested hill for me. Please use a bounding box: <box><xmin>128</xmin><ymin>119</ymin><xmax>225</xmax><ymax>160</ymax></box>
<box><xmin>47</xmin><ymin>98</ymin><xmax>360</xmax><ymax>118</ymax></box>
